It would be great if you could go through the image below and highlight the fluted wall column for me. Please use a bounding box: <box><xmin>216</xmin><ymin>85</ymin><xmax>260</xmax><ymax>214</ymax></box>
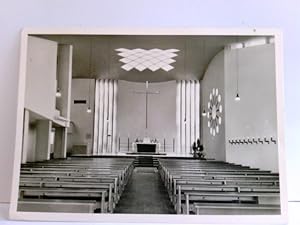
<box><xmin>195</xmin><ymin>80</ymin><xmax>200</xmax><ymax>141</ymax></box>
<box><xmin>190</xmin><ymin>81</ymin><xmax>195</xmax><ymax>150</ymax></box>
<box><xmin>102</xmin><ymin>80</ymin><xmax>109</xmax><ymax>153</ymax></box>
<box><xmin>186</xmin><ymin>81</ymin><xmax>191</xmax><ymax>153</ymax></box>
<box><xmin>107</xmin><ymin>80</ymin><xmax>114</xmax><ymax>153</ymax></box>
<box><xmin>93</xmin><ymin>80</ymin><xmax>100</xmax><ymax>154</ymax></box>
<box><xmin>176</xmin><ymin>80</ymin><xmax>201</xmax><ymax>155</ymax></box>
<box><xmin>181</xmin><ymin>80</ymin><xmax>186</xmax><ymax>154</ymax></box>
<box><xmin>112</xmin><ymin>80</ymin><xmax>118</xmax><ymax>154</ymax></box>
<box><xmin>176</xmin><ymin>81</ymin><xmax>181</xmax><ymax>154</ymax></box>
<box><xmin>97</xmin><ymin>80</ymin><xmax>104</xmax><ymax>153</ymax></box>
<box><xmin>93</xmin><ymin>79</ymin><xmax>118</xmax><ymax>154</ymax></box>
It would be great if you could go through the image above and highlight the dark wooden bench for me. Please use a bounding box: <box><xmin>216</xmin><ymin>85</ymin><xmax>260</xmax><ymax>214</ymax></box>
<box><xmin>18</xmin><ymin>157</ymin><xmax>135</xmax><ymax>213</ymax></box>
<box><xmin>157</xmin><ymin>158</ymin><xmax>280</xmax><ymax>215</ymax></box>
<box><xmin>17</xmin><ymin>199</ymin><xmax>99</xmax><ymax>213</ymax></box>
<box><xmin>193</xmin><ymin>202</ymin><xmax>280</xmax><ymax>215</ymax></box>
<box><xmin>19</xmin><ymin>187</ymin><xmax>108</xmax><ymax>213</ymax></box>
<box><xmin>179</xmin><ymin>190</ymin><xmax>280</xmax><ymax>214</ymax></box>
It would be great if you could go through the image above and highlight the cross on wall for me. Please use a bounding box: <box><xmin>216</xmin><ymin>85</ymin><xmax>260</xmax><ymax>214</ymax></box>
<box><xmin>132</xmin><ymin>81</ymin><xmax>160</xmax><ymax>130</ymax></box>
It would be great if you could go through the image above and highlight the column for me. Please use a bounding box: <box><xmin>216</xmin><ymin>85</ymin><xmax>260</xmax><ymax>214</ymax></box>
<box><xmin>98</xmin><ymin>79</ymin><xmax>104</xmax><ymax>153</ymax></box>
<box><xmin>35</xmin><ymin>120</ymin><xmax>52</xmax><ymax>161</ymax></box>
<box><xmin>21</xmin><ymin>109</ymin><xmax>30</xmax><ymax>163</ymax></box>
<box><xmin>53</xmin><ymin>127</ymin><xmax>67</xmax><ymax>159</ymax></box>
<box><xmin>198</xmin><ymin>82</ymin><xmax>201</xmax><ymax>140</ymax></box>
<box><xmin>176</xmin><ymin>81</ymin><xmax>181</xmax><ymax>154</ymax></box>
<box><xmin>190</xmin><ymin>81</ymin><xmax>195</xmax><ymax>147</ymax></box>
<box><xmin>186</xmin><ymin>81</ymin><xmax>191</xmax><ymax>154</ymax></box>
<box><xmin>93</xmin><ymin>80</ymin><xmax>99</xmax><ymax>154</ymax></box>
<box><xmin>112</xmin><ymin>80</ymin><xmax>118</xmax><ymax>154</ymax></box>
<box><xmin>107</xmin><ymin>80</ymin><xmax>114</xmax><ymax>153</ymax></box>
<box><xmin>102</xmin><ymin>79</ymin><xmax>109</xmax><ymax>153</ymax></box>
<box><xmin>195</xmin><ymin>81</ymin><xmax>200</xmax><ymax>140</ymax></box>
<box><xmin>181</xmin><ymin>80</ymin><xmax>186</xmax><ymax>154</ymax></box>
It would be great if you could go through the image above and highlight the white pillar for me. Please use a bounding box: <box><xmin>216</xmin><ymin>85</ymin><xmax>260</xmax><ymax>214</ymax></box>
<box><xmin>54</xmin><ymin>127</ymin><xmax>67</xmax><ymax>159</ymax></box>
<box><xmin>93</xmin><ymin>80</ymin><xmax>99</xmax><ymax>154</ymax></box>
<box><xmin>181</xmin><ymin>80</ymin><xmax>186</xmax><ymax>154</ymax></box>
<box><xmin>102</xmin><ymin>79</ymin><xmax>109</xmax><ymax>153</ymax></box>
<box><xmin>195</xmin><ymin>81</ymin><xmax>200</xmax><ymax>140</ymax></box>
<box><xmin>22</xmin><ymin>109</ymin><xmax>30</xmax><ymax>163</ymax></box>
<box><xmin>112</xmin><ymin>80</ymin><xmax>118</xmax><ymax>154</ymax></box>
<box><xmin>35</xmin><ymin>120</ymin><xmax>52</xmax><ymax>161</ymax></box>
<box><xmin>198</xmin><ymin>82</ymin><xmax>201</xmax><ymax>141</ymax></box>
<box><xmin>176</xmin><ymin>81</ymin><xmax>181</xmax><ymax>154</ymax></box>
<box><xmin>186</xmin><ymin>81</ymin><xmax>191</xmax><ymax>154</ymax></box>
<box><xmin>98</xmin><ymin>79</ymin><xmax>104</xmax><ymax>154</ymax></box>
<box><xmin>190</xmin><ymin>81</ymin><xmax>195</xmax><ymax>147</ymax></box>
<box><xmin>107</xmin><ymin>80</ymin><xmax>114</xmax><ymax>153</ymax></box>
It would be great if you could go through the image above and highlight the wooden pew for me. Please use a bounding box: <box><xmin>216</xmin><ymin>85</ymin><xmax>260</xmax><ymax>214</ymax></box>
<box><xmin>21</xmin><ymin>160</ymin><xmax>134</xmax><ymax>188</ymax></box>
<box><xmin>20</xmin><ymin>173</ymin><xmax>125</xmax><ymax>199</ymax></box>
<box><xmin>19</xmin><ymin>187</ymin><xmax>108</xmax><ymax>213</ymax></box>
<box><xmin>193</xmin><ymin>202</ymin><xmax>280</xmax><ymax>215</ymax></box>
<box><xmin>171</xmin><ymin>178</ymin><xmax>279</xmax><ymax>200</ymax></box>
<box><xmin>20</xmin><ymin>177</ymin><xmax>119</xmax><ymax>202</ymax></box>
<box><xmin>176</xmin><ymin>182</ymin><xmax>280</xmax><ymax>213</ymax></box>
<box><xmin>173</xmin><ymin>182</ymin><xmax>279</xmax><ymax>202</ymax></box>
<box><xmin>157</xmin><ymin>158</ymin><xmax>280</xmax><ymax>215</ymax></box>
<box><xmin>18</xmin><ymin>199</ymin><xmax>99</xmax><ymax>213</ymax></box>
<box><xmin>179</xmin><ymin>190</ymin><xmax>280</xmax><ymax>214</ymax></box>
<box><xmin>161</xmin><ymin>172</ymin><xmax>279</xmax><ymax>200</ymax></box>
<box><xmin>19</xmin><ymin>181</ymin><xmax>114</xmax><ymax>212</ymax></box>
<box><xmin>18</xmin><ymin>157</ymin><xmax>135</xmax><ymax>213</ymax></box>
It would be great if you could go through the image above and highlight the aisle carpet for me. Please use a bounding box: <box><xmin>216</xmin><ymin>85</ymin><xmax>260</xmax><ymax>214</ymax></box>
<box><xmin>114</xmin><ymin>167</ymin><xmax>175</xmax><ymax>214</ymax></box>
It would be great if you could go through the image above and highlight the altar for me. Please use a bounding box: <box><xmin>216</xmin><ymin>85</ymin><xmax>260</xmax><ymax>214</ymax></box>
<box><xmin>131</xmin><ymin>138</ymin><xmax>161</xmax><ymax>153</ymax></box>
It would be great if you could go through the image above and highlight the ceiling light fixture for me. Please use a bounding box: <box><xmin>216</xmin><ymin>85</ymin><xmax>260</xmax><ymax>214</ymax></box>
<box><xmin>235</xmin><ymin>93</ymin><xmax>240</xmax><ymax>101</ymax></box>
<box><xmin>87</xmin><ymin>106</ymin><xmax>92</xmax><ymax>113</ymax></box>
<box><xmin>56</xmin><ymin>88</ymin><xmax>61</xmax><ymax>98</ymax></box>
<box><xmin>116</xmin><ymin>48</ymin><xmax>179</xmax><ymax>72</ymax></box>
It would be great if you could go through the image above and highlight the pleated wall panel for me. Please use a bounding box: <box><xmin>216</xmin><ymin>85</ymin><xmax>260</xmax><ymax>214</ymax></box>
<box><xmin>93</xmin><ymin>79</ymin><xmax>118</xmax><ymax>154</ymax></box>
<box><xmin>176</xmin><ymin>80</ymin><xmax>200</xmax><ymax>154</ymax></box>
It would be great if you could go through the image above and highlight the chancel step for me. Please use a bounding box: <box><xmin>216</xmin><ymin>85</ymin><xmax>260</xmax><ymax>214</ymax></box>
<box><xmin>133</xmin><ymin>156</ymin><xmax>158</xmax><ymax>167</ymax></box>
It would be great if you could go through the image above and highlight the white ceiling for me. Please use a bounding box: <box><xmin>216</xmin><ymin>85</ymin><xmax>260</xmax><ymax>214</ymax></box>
<box><xmin>39</xmin><ymin>35</ymin><xmax>262</xmax><ymax>82</ymax></box>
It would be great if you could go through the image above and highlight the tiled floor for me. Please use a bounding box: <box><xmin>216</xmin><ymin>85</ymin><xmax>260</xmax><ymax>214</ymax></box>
<box><xmin>114</xmin><ymin>167</ymin><xmax>176</xmax><ymax>214</ymax></box>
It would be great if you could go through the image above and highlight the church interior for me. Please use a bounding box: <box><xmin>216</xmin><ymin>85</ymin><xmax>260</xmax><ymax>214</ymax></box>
<box><xmin>17</xmin><ymin>34</ymin><xmax>281</xmax><ymax>215</ymax></box>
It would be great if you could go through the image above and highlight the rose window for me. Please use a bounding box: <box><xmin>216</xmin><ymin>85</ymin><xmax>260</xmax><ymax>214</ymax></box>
<box><xmin>207</xmin><ymin>88</ymin><xmax>222</xmax><ymax>136</ymax></box>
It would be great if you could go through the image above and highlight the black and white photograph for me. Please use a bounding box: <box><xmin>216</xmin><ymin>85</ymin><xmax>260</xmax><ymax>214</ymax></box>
<box><xmin>9</xmin><ymin>29</ymin><xmax>286</xmax><ymax>223</ymax></box>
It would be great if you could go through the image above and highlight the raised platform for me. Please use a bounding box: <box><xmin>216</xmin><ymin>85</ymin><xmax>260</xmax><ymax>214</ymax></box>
<box><xmin>70</xmin><ymin>152</ymin><xmax>207</xmax><ymax>159</ymax></box>
<box><xmin>126</xmin><ymin>152</ymin><xmax>167</xmax><ymax>156</ymax></box>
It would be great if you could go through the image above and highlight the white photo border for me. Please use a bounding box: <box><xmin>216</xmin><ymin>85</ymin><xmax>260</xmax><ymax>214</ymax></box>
<box><xmin>9</xmin><ymin>28</ymin><xmax>288</xmax><ymax>224</ymax></box>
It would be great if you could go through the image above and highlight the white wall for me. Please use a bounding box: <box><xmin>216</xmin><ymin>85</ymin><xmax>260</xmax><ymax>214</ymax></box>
<box><xmin>25</xmin><ymin>36</ymin><xmax>57</xmax><ymax>120</ymax></box>
<box><xmin>224</xmin><ymin>44</ymin><xmax>279</xmax><ymax>172</ymax></box>
<box><xmin>70</xmin><ymin>79</ymin><xmax>95</xmax><ymax>154</ymax></box>
<box><xmin>201</xmin><ymin>51</ymin><xmax>226</xmax><ymax>161</ymax></box>
<box><xmin>117</xmin><ymin>80</ymin><xmax>176</xmax><ymax>152</ymax></box>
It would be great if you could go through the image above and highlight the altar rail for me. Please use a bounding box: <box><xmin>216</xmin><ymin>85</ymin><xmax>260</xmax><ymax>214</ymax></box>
<box><xmin>118</xmin><ymin>137</ymin><xmax>176</xmax><ymax>153</ymax></box>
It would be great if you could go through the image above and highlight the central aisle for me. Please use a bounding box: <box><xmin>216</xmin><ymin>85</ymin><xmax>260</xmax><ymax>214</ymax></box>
<box><xmin>114</xmin><ymin>167</ymin><xmax>176</xmax><ymax>214</ymax></box>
